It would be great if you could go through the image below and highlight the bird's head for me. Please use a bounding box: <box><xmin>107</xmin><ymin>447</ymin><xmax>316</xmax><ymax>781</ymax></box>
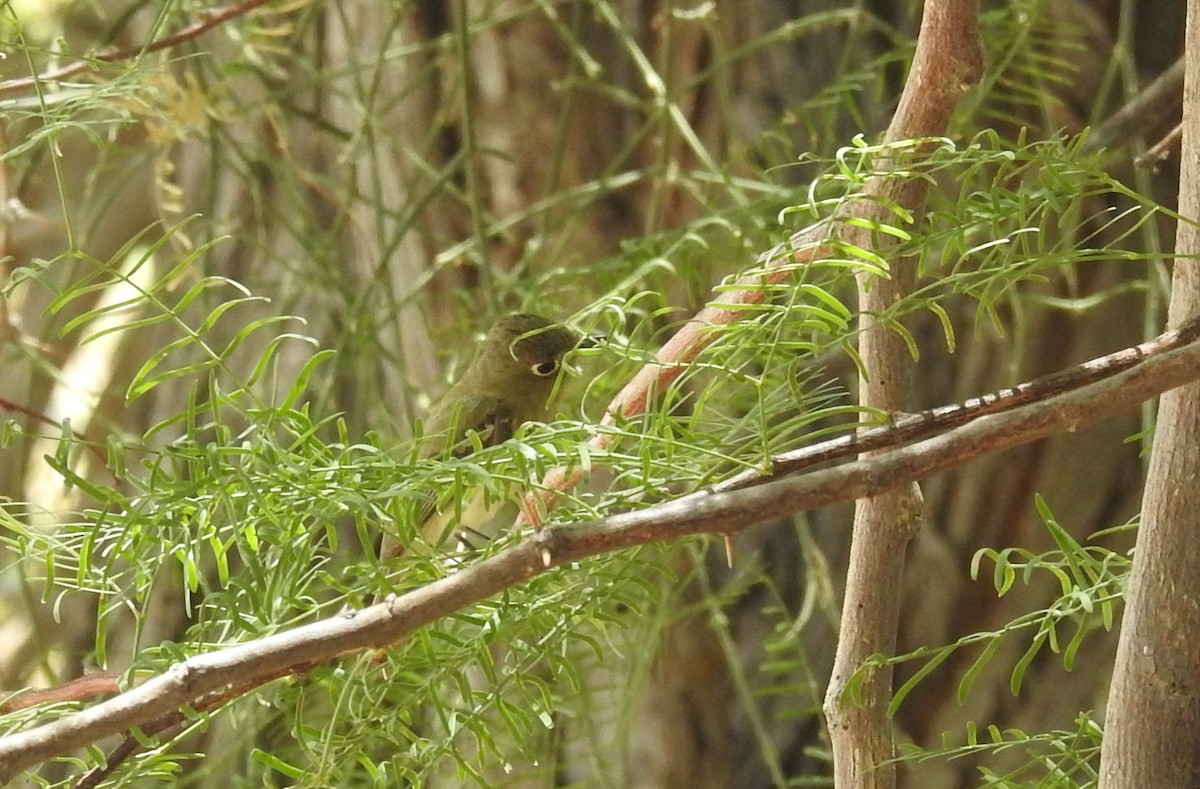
<box><xmin>463</xmin><ymin>313</ymin><xmax>587</xmax><ymax>399</ymax></box>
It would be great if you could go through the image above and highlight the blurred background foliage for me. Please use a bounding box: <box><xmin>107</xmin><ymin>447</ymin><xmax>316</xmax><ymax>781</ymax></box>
<box><xmin>0</xmin><ymin>0</ymin><xmax>1185</xmax><ymax>786</ymax></box>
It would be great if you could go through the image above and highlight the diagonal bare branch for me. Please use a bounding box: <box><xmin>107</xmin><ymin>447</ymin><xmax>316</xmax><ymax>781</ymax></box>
<box><xmin>3</xmin><ymin>303</ymin><xmax>1200</xmax><ymax>782</ymax></box>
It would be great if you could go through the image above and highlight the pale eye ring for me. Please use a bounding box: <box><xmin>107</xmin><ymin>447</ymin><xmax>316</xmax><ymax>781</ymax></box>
<box><xmin>531</xmin><ymin>360</ymin><xmax>560</xmax><ymax>377</ymax></box>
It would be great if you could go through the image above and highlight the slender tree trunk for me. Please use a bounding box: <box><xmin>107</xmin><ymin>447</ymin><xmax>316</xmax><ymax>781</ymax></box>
<box><xmin>1099</xmin><ymin>1</ymin><xmax>1200</xmax><ymax>783</ymax></box>
<box><xmin>823</xmin><ymin>2</ymin><xmax>982</xmax><ymax>786</ymax></box>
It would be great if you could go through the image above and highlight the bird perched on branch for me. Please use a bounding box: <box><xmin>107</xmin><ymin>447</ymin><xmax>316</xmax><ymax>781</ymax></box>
<box><xmin>378</xmin><ymin>313</ymin><xmax>586</xmax><ymax>565</ymax></box>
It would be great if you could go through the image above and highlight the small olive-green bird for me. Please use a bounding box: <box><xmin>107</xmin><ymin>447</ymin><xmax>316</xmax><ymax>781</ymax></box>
<box><xmin>378</xmin><ymin>313</ymin><xmax>584</xmax><ymax>564</ymax></box>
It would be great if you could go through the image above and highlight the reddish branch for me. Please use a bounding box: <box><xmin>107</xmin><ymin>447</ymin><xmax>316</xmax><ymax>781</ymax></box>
<box><xmin>74</xmin><ymin>663</ymin><xmax>315</xmax><ymax>789</ymax></box>
<box><xmin>0</xmin><ymin>672</ymin><xmax>120</xmax><ymax>713</ymax></box>
<box><xmin>0</xmin><ymin>396</ymin><xmax>116</xmax><ymax>478</ymax></box>
<box><xmin>0</xmin><ymin>0</ymin><xmax>275</xmax><ymax>96</ymax></box>
<box><xmin>519</xmin><ymin>230</ymin><xmax>833</xmax><ymax>527</ymax></box>
<box><xmin>520</xmin><ymin>0</ymin><xmax>982</xmax><ymax>530</ymax></box>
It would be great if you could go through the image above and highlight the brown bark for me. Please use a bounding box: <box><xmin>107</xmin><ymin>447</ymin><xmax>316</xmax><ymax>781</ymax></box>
<box><xmin>823</xmin><ymin>3</ymin><xmax>982</xmax><ymax>786</ymax></box>
<box><xmin>1099</xmin><ymin>0</ymin><xmax>1200</xmax><ymax>782</ymax></box>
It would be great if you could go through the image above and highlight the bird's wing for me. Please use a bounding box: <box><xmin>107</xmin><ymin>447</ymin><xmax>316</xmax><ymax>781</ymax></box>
<box><xmin>417</xmin><ymin>393</ymin><xmax>516</xmax><ymax>459</ymax></box>
<box><xmin>387</xmin><ymin>394</ymin><xmax>518</xmax><ymax>558</ymax></box>
<box><xmin>466</xmin><ymin>394</ymin><xmax>518</xmax><ymax>450</ymax></box>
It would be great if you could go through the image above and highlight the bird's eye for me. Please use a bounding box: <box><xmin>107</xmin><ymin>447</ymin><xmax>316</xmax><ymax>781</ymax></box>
<box><xmin>531</xmin><ymin>360</ymin><xmax>560</xmax><ymax>377</ymax></box>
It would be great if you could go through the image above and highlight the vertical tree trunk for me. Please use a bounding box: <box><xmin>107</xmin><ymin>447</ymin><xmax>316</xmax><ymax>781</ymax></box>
<box><xmin>1100</xmin><ymin>0</ymin><xmax>1200</xmax><ymax>783</ymax></box>
<box><xmin>823</xmin><ymin>3</ymin><xmax>982</xmax><ymax>785</ymax></box>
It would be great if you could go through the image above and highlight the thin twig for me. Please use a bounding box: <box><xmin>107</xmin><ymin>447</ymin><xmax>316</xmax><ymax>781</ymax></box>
<box><xmin>1136</xmin><ymin>123</ymin><xmax>1183</xmax><ymax>168</ymax></box>
<box><xmin>0</xmin><ymin>0</ymin><xmax>275</xmax><ymax>96</ymax></box>
<box><xmin>0</xmin><ymin>396</ymin><xmax>119</xmax><ymax>481</ymax></box>
<box><xmin>1085</xmin><ymin>56</ymin><xmax>1185</xmax><ymax>155</ymax></box>
<box><xmin>0</xmin><ymin>672</ymin><xmax>120</xmax><ymax>713</ymax></box>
